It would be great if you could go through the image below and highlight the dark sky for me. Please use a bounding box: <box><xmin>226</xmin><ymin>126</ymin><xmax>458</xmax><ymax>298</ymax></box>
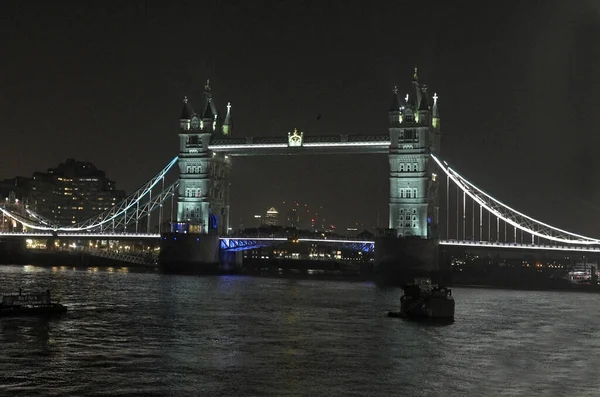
<box><xmin>1</xmin><ymin>1</ymin><xmax>600</xmax><ymax>235</ymax></box>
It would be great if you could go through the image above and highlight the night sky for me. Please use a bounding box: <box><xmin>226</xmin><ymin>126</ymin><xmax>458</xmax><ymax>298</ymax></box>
<box><xmin>1</xmin><ymin>1</ymin><xmax>600</xmax><ymax>235</ymax></box>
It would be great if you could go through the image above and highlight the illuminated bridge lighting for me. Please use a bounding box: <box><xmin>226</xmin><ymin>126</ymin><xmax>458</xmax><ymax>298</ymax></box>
<box><xmin>440</xmin><ymin>240</ymin><xmax>600</xmax><ymax>252</ymax></box>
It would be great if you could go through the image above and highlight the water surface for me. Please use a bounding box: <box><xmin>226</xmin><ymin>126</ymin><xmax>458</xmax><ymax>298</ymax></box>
<box><xmin>0</xmin><ymin>264</ymin><xmax>598</xmax><ymax>396</ymax></box>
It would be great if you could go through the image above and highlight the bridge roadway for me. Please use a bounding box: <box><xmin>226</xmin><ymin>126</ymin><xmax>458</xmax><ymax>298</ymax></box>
<box><xmin>2</xmin><ymin>232</ymin><xmax>600</xmax><ymax>253</ymax></box>
<box><xmin>208</xmin><ymin>134</ymin><xmax>391</xmax><ymax>156</ymax></box>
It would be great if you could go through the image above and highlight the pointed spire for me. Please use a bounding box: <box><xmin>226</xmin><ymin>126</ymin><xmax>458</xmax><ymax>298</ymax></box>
<box><xmin>389</xmin><ymin>86</ymin><xmax>401</xmax><ymax>111</ymax></box>
<box><xmin>418</xmin><ymin>85</ymin><xmax>430</xmax><ymax>111</ymax></box>
<box><xmin>202</xmin><ymin>78</ymin><xmax>218</xmax><ymax>120</ymax></box>
<box><xmin>202</xmin><ymin>100</ymin><xmax>214</xmax><ymax>119</ymax></box>
<box><xmin>222</xmin><ymin>102</ymin><xmax>232</xmax><ymax>135</ymax></box>
<box><xmin>432</xmin><ymin>93</ymin><xmax>440</xmax><ymax>118</ymax></box>
<box><xmin>180</xmin><ymin>96</ymin><xmax>192</xmax><ymax>120</ymax></box>
<box><xmin>204</xmin><ymin>79</ymin><xmax>211</xmax><ymax>98</ymax></box>
<box><xmin>412</xmin><ymin>66</ymin><xmax>422</xmax><ymax>109</ymax></box>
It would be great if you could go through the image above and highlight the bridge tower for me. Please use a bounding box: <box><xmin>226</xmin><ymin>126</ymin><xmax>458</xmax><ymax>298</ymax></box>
<box><xmin>173</xmin><ymin>80</ymin><xmax>232</xmax><ymax>235</ymax></box>
<box><xmin>388</xmin><ymin>67</ymin><xmax>442</xmax><ymax>239</ymax></box>
<box><xmin>159</xmin><ymin>80</ymin><xmax>234</xmax><ymax>273</ymax></box>
<box><xmin>375</xmin><ymin>68</ymin><xmax>442</xmax><ymax>284</ymax></box>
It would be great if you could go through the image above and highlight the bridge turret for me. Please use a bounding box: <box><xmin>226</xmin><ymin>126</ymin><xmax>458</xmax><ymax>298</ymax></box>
<box><xmin>222</xmin><ymin>102</ymin><xmax>232</xmax><ymax>136</ymax></box>
<box><xmin>417</xmin><ymin>85</ymin><xmax>431</xmax><ymax>126</ymax></box>
<box><xmin>389</xmin><ymin>86</ymin><xmax>402</xmax><ymax>127</ymax></box>
<box><xmin>179</xmin><ymin>96</ymin><xmax>192</xmax><ymax>131</ymax></box>
<box><xmin>201</xmin><ymin>79</ymin><xmax>217</xmax><ymax>133</ymax></box>
<box><xmin>432</xmin><ymin>92</ymin><xmax>440</xmax><ymax>130</ymax></box>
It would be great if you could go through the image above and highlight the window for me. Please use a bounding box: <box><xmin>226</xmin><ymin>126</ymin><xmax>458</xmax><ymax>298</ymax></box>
<box><xmin>406</xmin><ymin>164</ymin><xmax>412</xmax><ymax>172</ymax></box>
<box><xmin>413</xmin><ymin>163</ymin><xmax>418</xmax><ymax>171</ymax></box>
<box><xmin>413</xmin><ymin>188</ymin><xmax>418</xmax><ymax>198</ymax></box>
<box><xmin>399</xmin><ymin>163</ymin><xmax>405</xmax><ymax>172</ymax></box>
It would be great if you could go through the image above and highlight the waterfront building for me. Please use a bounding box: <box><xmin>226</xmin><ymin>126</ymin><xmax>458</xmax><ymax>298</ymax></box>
<box><xmin>1</xmin><ymin>160</ymin><xmax>125</xmax><ymax>226</ymax></box>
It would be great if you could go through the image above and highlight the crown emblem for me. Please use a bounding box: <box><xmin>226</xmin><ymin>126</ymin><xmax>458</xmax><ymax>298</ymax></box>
<box><xmin>287</xmin><ymin>128</ymin><xmax>303</xmax><ymax>147</ymax></box>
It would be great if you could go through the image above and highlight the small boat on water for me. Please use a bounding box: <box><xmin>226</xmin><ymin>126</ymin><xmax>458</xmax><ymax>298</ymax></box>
<box><xmin>0</xmin><ymin>289</ymin><xmax>67</xmax><ymax>317</ymax></box>
<box><xmin>388</xmin><ymin>278</ymin><xmax>454</xmax><ymax>322</ymax></box>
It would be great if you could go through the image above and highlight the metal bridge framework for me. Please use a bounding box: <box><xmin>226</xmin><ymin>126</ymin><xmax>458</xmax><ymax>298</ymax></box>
<box><xmin>2</xmin><ymin>141</ymin><xmax>600</xmax><ymax>253</ymax></box>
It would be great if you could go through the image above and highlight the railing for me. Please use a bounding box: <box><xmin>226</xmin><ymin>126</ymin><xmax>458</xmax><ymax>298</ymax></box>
<box><xmin>85</xmin><ymin>249</ymin><xmax>158</xmax><ymax>266</ymax></box>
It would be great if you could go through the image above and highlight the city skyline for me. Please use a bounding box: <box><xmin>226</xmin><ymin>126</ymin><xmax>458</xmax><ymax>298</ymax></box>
<box><xmin>1</xmin><ymin>1</ymin><xmax>600</xmax><ymax>235</ymax></box>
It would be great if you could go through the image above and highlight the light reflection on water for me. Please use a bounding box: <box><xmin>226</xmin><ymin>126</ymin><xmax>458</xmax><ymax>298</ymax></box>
<box><xmin>0</xmin><ymin>264</ymin><xmax>598</xmax><ymax>396</ymax></box>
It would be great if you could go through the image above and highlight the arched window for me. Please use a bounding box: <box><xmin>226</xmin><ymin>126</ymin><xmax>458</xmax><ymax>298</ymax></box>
<box><xmin>413</xmin><ymin>163</ymin><xmax>418</xmax><ymax>171</ymax></box>
<box><xmin>413</xmin><ymin>188</ymin><xmax>418</xmax><ymax>198</ymax></box>
<box><xmin>399</xmin><ymin>163</ymin><xmax>405</xmax><ymax>172</ymax></box>
<box><xmin>406</xmin><ymin>164</ymin><xmax>412</xmax><ymax>172</ymax></box>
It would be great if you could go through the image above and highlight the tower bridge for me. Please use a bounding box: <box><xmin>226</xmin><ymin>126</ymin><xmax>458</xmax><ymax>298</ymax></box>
<box><xmin>2</xmin><ymin>69</ymin><xmax>600</xmax><ymax>277</ymax></box>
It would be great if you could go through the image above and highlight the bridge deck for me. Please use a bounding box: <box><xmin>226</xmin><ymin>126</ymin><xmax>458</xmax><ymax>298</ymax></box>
<box><xmin>208</xmin><ymin>134</ymin><xmax>391</xmax><ymax>156</ymax></box>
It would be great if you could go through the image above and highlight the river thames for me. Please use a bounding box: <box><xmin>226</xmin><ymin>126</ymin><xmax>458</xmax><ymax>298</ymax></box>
<box><xmin>0</xmin><ymin>264</ymin><xmax>598</xmax><ymax>396</ymax></box>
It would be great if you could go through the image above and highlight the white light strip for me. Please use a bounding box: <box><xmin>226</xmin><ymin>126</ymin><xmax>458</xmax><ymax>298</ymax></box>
<box><xmin>440</xmin><ymin>240</ymin><xmax>600</xmax><ymax>252</ymax></box>
<box><xmin>431</xmin><ymin>153</ymin><xmax>600</xmax><ymax>245</ymax></box>
<box><xmin>209</xmin><ymin>142</ymin><xmax>390</xmax><ymax>150</ymax></box>
<box><xmin>220</xmin><ymin>237</ymin><xmax>287</xmax><ymax>242</ymax></box>
<box><xmin>302</xmin><ymin>142</ymin><xmax>390</xmax><ymax>148</ymax></box>
<box><xmin>0</xmin><ymin>232</ymin><xmax>160</xmax><ymax>238</ymax></box>
<box><xmin>219</xmin><ymin>237</ymin><xmax>374</xmax><ymax>244</ymax></box>
<box><xmin>0</xmin><ymin>208</ymin><xmax>56</xmax><ymax>231</ymax></box>
<box><xmin>447</xmin><ymin>166</ymin><xmax>599</xmax><ymax>243</ymax></box>
<box><xmin>0</xmin><ymin>231</ymin><xmax>53</xmax><ymax>237</ymax></box>
<box><xmin>209</xmin><ymin>144</ymin><xmax>288</xmax><ymax>150</ymax></box>
<box><xmin>299</xmin><ymin>238</ymin><xmax>375</xmax><ymax>244</ymax></box>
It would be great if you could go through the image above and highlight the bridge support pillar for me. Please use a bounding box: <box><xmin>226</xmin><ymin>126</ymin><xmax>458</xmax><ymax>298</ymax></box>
<box><xmin>158</xmin><ymin>233</ymin><xmax>221</xmax><ymax>274</ymax></box>
<box><xmin>0</xmin><ymin>238</ymin><xmax>26</xmax><ymax>263</ymax></box>
<box><xmin>374</xmin><ymin>230</ymin><xmax>439</xmax><ymax>285</ymax></box>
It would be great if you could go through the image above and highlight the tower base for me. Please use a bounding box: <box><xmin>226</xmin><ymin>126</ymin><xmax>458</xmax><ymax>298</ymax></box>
<box><xmin>374</xmin><ymin>235</ymin><xmax>439</xmax><ymax>286</ymax></box>
<box><xmin>159</xmin><ymin>233</ymin><xmax>224</xmax><ymax>274</ymax></box>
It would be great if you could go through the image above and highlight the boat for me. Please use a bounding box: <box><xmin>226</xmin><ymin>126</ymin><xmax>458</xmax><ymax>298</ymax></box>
<box><xmin>388</xmin><ymin>278</ymin><xmax>454</xmax><ymax>321</ymax></box>
<box><xmin>0</xmin><ymin>289</ymin><xmax>67</xmax><ymax>317</ymax></box>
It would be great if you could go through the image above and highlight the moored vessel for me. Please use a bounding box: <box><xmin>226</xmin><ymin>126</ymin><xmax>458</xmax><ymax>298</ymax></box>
<box><xmin>388</xmin><ymin>278</ymin><xmax>454</xmax><ymax>321</ymax></box>
<box><xmin>0</xmin><ymin>289</ymin><xmax>67</xmax><ymax>317</ymax></box>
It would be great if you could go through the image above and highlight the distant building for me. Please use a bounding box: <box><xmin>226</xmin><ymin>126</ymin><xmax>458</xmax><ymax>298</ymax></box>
<box><xmin>265</xmin><ymin>207</ymin><xmax>279</xmax><ymax>226</ymax></box>
<box><xmin>28</xmin><ymin>159</ymin><xmax>126</xmax><ymax>225</ymax></box>
<box><xmin>286</xmin><ymin>207</ymin><xmax>299</xmax><ymax>228</ymax></box>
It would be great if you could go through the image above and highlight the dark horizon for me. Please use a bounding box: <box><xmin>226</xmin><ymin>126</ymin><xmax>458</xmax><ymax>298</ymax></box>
<box><xmin>2</xmin><ymin>1</ymin><xmax>600</xmax><ymax>234</ymax></box>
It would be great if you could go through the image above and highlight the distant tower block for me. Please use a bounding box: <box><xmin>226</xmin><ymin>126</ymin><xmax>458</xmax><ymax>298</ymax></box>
<box><xmin>265</xmin><ymin>207</ymin><xmax>279</xmax><ymax>226</ymax></box>
<box><xmin>388</xmin><ymin>67</ymin><xmax>442</xmax><ymax>239</ymax></box>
